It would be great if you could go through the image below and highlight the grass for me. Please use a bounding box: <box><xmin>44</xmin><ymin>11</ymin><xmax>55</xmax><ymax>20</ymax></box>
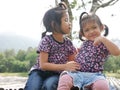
<box><xmin>0</xmin><ymin>72</ymin><xmax>120</xmax><ymax>79</ymax></box>
<box><xmin>105</xmin><ymin>72</ymin><xmax>120</xmax><ymax>79</ymax></box>
<box><xmin>0</xmin><ymin>72</ymin><xmax>28</xmax><ymax>77</ymax></box>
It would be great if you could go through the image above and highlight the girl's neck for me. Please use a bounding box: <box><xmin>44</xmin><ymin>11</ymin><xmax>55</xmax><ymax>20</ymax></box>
<box><xmin>52</xmin><ymin>33</ymin><xmax>64</xmax><ymax>43</ymax></box>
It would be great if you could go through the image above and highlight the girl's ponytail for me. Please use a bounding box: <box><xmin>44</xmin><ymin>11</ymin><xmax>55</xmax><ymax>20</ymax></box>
<box><xmin>79</xmin><ymin>12</ymin><xmax>88</xmax><ymax>41</ymax></box>
<box><xmin>42</xmin><ymin>31</ymin><xmax>47</xmax><ymax>38</ymax></box>
<box><xmin>103</xmin><ymin>24</ymin><xmax>109</xmax><ymax>36</ymax></box>
<box><xmin>79</xmin><ymin>31</ymin><xmax>85</xmax><ymax>41</ymax></box>
<box><xmin>59</xmin><ymin>1</ymin><xmax>67</xmax><ymax>9</ymax></box>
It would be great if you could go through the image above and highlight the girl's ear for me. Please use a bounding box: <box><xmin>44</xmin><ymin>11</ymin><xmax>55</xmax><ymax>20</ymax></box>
<box><xmin>51</xmin><ymin>21</ymin><xmax>54</xmax><ymax>29</ymax></box>
<box><xmin>51</xmin><ymin>21</ymin><xmax>56</xmax><ymax>31</ymax></box>
<box><xmin>100</xmin><ymin>24</ymin><xmax>104</xmax><ymax>32</ymax></box>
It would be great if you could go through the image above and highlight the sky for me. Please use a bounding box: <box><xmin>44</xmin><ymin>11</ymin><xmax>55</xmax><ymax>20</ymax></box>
<box><xmin>96</xmin><ymin>1</ymin><xmax>120</xmax><ymax>40</ymax></box>
<box><xmin>0</xmin><ymin>0</ymin><xmax>55</xmax><ymax>40</ymax></box>
<box><xmin>0</xmin><ymin>0</ymin><xmax>120</xmax><ymax>41</ymax></box>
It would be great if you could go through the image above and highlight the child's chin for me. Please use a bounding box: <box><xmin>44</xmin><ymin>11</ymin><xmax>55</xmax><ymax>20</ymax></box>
<box><xmin>89</xmin><ymin>39</ymin><xmax>95</xmax><ymax>41</ymax></box>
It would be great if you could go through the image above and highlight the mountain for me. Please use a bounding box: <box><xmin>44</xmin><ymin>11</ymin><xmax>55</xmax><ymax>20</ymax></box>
<box><xmin>0</xmin><ymin>33</ymin><xmax>40</xmax><ymax>52</ymax></box>
<box><xmin>0</xmin><ymin>33</ymin><xmax>120</xmax><ymax>52</ymax></box>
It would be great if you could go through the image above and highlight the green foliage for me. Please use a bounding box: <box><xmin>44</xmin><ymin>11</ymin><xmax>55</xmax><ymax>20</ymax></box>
<box><xmin>105</xmin><ymin>72</ymin><xmax>120</xmax><ymax>79</ymax></box>
<box><xmin>11</xmin><ymin>60</ymin><xmax>28</xmax><ymax>72</ymax></box>
<box><xmin>16</xmin><ymin>50</ymin><xmax>26</xmax><ymax>61</ymax></box>
<box><xmin>0</xmin><ymin>72</ymin><xmax>28</xmax><ymax>77</ymax></box>
<box><xmin>4</xmin><ymin>49</ymin><xmax>15</xmax><ymax>58</ymax></box>
<box><xmin>104</xmin><ymin>55</ymin><xmax>120</xmax><ymax>73</ymax></box>
<box><xmin>0</xmin><ymin>47</ymin><xmax>37</xmax><ymax>72</ymax></box>
<box><xmin>70</xmin><ymin>0</ymin><xmax>77</xmax><ymax>9</ymax></box>
<box><xmin>0</xmin><ymin>53</ymin><xmax>4</xmax><ymax>59</ymax></box>
<box><xmin>0</xmin><ymin>46</ymin><xmax>120</xmax><ymax>73</ymax></box>
<box><xmin>0</xmin><ymin>65</ymin><xmax>6</xmax><ymax>72</ymax></box>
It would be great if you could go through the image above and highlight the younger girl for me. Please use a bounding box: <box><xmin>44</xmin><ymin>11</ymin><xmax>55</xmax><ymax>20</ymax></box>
<box><xmin>57</xmin><ymin>12</ymin><xmax>120</xmax><ymax>90</ymax></box>
<box><xmin>24</xmin><ymin>2</ymin><xmax>80</xmax><ymax>90</ymax></box>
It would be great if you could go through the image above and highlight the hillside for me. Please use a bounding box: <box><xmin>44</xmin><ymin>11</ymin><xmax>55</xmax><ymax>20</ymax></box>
<box><xmin>0</xmin><ymin>33</ymin><xmax>40</xmax><ymax>52</ymax></box>
<box><xmin>0</xmin><ymin>33</ymin><xmax>120</xmax><ymax>52</ymax></box>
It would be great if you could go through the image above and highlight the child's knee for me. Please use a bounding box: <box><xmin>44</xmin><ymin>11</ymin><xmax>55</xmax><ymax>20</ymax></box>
<box><xmin>92</xmin><ymin>80</ymin><xmax>109</xmax><ymax>90</ymax></box>
<box><xmin>59</xmin><ymin>74</ymin><xmax>73</xmax><ymax>85</ymax></box>
<box><xmin>58</xmin><ymin>74</ymin><xmax>73</xmax><ymax>90</ymax></box>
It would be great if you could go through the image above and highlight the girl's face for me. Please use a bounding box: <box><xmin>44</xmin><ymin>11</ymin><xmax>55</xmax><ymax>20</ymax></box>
<box><xmin>82</xmin><ymin>21</ymin><xmax>103</xmax><ymax>41</ymax></box>
<box><xmin>61</xmin><ymin>12</ymin><xmax>71</xmax><ymax>34</ymax></box>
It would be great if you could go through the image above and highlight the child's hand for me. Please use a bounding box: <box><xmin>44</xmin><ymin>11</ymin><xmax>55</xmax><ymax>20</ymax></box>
<box><xmin>93</xmin><ymin>36</ymin><xmax>103</xmax><ymax>46</ymax></box>
<box><xmin>68</xmin><ymin>50</ymin><xmax>77</xmax><ymax>61</ymax></box>
<box><xmin>65</xmin><ymin>61</ymin><xmax>80</xmax><ymax>71</ymax></box>
<box><xmin>68</xmin><ymin>53</ymin><xmax>76</xmax><ymax>61</ymax></box>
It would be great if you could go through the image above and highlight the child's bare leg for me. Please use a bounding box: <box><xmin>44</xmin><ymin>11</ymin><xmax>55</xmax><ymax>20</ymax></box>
<box><xmin>92</xmin><ymin>79</ymin><xmax>109</xmax><ymax>90</ymax></box>
<box><xmin>57</xmin><ymin>74</ymin><xmax>73</xmax><ymax>90</ymax></box>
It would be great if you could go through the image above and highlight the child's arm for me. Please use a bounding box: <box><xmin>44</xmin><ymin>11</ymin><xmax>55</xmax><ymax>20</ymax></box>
<box><xmin>68</xmin><ymin>48</ymin><xmax>81</xmax><ymax>71</ymax></box>
<box><xmin>40</xmin><ymin>51</ymin><xmax>80</xmax><ymax>71</ymax></box>
<box><xmin>68</xmin><ymin>51</ymin><xmax>77</xmax><ymax>61</ymax></box>
<box><xmin>93</xmin><ymin>36</ymin><xmax>120</xmax><ymax>56</ymax></box>
<box><xmin>68</xmin><ymin>48</ymin><xmax>80</xmax><ymax>61</ymax></box>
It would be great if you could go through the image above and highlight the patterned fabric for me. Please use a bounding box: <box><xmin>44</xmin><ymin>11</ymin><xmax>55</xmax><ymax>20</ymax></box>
<box><xmin>30</xmin><ymin>35</ymin><xmax>76</xmax><ymax>72</ymax></box>
<box><xmin>75</xmin><ymin>40</ymin><xmax>110</xmax><ymax>72</ymax></box>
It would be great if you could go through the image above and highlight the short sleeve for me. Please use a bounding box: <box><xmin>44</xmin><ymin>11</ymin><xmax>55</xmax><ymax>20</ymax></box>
<box><xmin>66</xmin><ymin>38</ymin><xmax>76</xmax><ymax>55</ymax></box>
<box><xmin>37</xmin><ymin>36</ymin><xmax>51</xmax><ymax>53</ymax></box>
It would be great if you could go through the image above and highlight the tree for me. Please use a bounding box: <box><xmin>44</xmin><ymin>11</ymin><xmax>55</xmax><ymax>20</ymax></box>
<box><xmin>0</xmin><ymin>53</ymin><xmax>4</xmax><ymax>60</ymax></box>
<box><xmin>25</xmin><ymin>51</ymin><xmax>37</xmax><ymax>68</ymax></box>
<box><xmin>4</xmin><ymin>49</ymin><xmax>15</xmax><ymax>59</ymax></box>
<box><xmin>90</xmin><ymin>0</ymin><xmax>119</xmax><ymax>13</ymax></box>
<box><xmin>55</xmin><ymin>0</ymin><xmax>119</xmax><ymax>39</ymax></box>
<box><xmin>16</xmin><ymin>49</ymin><xmax>26</xmax><ymax>61</ymax></box>
<box><xmin>60</xmin><ymin>0</ymin><xmax>119</xmax><ymax>14</ymax></box>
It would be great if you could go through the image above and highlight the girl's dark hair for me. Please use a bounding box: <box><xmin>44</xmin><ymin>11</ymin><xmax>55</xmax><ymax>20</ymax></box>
<box><xmin>79</xmin><ymin>12</ymin><xmax>109</xmax><ymax>41</ymax></box>
<box><xmin>104</xmin><ymin>24</ymin><xmax>109</xmax><ymax>36</ymax></box>
<box><xmin>42</xmin><ymin>2</ymin><xmax>67</xmax><ymax>38</ymax></box>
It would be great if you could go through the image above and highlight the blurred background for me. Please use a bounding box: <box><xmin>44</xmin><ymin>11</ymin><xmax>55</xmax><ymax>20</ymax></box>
<box><xmin>0</xmin><ymin>0</ymin><xmax>120</xmax><ymax>89</ymax></box>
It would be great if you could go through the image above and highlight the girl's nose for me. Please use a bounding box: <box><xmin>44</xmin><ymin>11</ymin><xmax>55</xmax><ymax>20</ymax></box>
<box><xmin>89</xmin><ymin>29</ymin><xmax>94</xmax><ymax>33</ymax></box>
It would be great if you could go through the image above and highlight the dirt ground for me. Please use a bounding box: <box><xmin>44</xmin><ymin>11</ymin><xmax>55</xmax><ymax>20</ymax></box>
<box><xmin>0</xmin><ymin>76</ymin><xmax>27</xmax><ymax>89</ymax></box>
<box><xmin>0</xmin><ymin>76</ymin><xmax>120</xmax><ymax>90</ymax></box>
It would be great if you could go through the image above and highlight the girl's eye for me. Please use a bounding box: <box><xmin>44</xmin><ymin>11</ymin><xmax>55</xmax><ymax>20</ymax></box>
<box><xmin>65</xmin><ymin>18</ymin><xmax>69</xmax><ymax>22</ymax></box>
<box><xmin>92</xmin><ymin>26</ymin><xmax>97</xmax><ymax>29</ymax></box>
<box><xmin>84</xmin><ymin>29</ymin><xmax>89</xmax><ymax>32</ymax></box>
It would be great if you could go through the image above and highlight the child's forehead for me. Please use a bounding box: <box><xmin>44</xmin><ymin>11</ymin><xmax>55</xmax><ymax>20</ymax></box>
<box><xmin>62</xmin><ymin>12</ymin><xmax>69</xmax><ymax>17</ymax></box>
<box><xmin>64</xmin><ymin>11</ymin><xmax>69</xmax><ymax>15</ymax></box>
<box><xmin>82</xmin><ymin>20</ymin><xmax>97</xmax><ymax>27</ymax></box>
<box><xmin>82</xmin><ymin>17</ymin><xmax>96</xmax><ymax>23</ymax></box>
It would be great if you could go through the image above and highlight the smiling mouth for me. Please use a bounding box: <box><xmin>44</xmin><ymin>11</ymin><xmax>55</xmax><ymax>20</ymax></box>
<box><xmin>90</xmin><ymin>34</ymin><xmax>97</xmax><ymax>38</ymax></box>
